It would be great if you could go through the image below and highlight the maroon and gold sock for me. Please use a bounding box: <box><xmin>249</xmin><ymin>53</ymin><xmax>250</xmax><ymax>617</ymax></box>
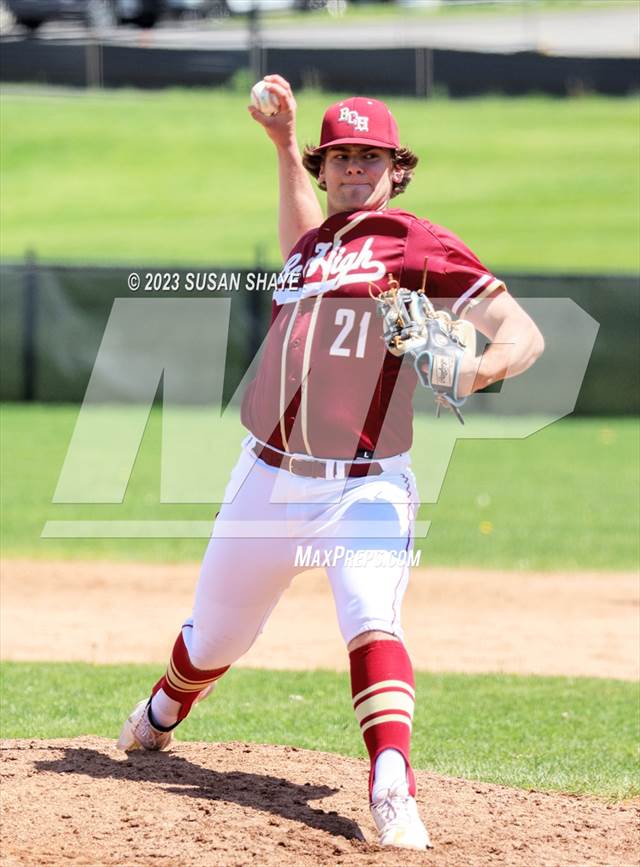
<box><xmin>151</xmin><ymin>631</ymin><xmax>229</xmax><ymax>724</ymax></box>
<box><xmin>349</xmin><ymin>639</ymin><xmax>416</xmax><ymax>797</ymax></box>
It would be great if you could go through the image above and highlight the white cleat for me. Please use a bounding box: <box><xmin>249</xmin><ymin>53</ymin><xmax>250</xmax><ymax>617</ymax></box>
<box><xmin>117</xmin><ymin>699</ymin><xmax>174</xmax><ymax>752</ymax></box>
<box><xmin>370</xmin><ymin>780</ymin><xmax>433</xmax><ymax>850</ymax></box>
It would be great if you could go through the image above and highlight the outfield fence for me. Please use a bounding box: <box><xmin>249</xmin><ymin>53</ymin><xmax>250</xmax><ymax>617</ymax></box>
<box><xmin>0</xmin><ymin>260</ymin><xmax>637</xmax><ymax>414</ymax></box>
<box><xmin>1</xmin><ymin>41</ymin><xmax>637</xmax><ymax>96</ymax></box>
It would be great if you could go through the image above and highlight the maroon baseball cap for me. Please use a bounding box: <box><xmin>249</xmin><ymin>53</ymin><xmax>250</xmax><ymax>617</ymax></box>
<box><xmin>316</xmin><ymin>97</ymin><xmax>400</xmax><ymax>151</ymax></box>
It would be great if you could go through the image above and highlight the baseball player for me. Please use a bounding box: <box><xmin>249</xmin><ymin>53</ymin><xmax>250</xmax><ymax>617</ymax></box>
<box><xmin>118</xmin><ymin>76</ymin><xmax>544</xmax><ymax>851</ymax></box>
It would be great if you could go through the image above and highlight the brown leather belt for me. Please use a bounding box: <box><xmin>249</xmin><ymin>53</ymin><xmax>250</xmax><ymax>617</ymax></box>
<box><xmin>253</xmin><ymin>443</ymin><xmax>383</xmax><ymax>479</ymax></box>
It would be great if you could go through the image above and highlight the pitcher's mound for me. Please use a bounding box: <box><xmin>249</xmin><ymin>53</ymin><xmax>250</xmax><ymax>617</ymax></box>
<box><xmin>1</xmin><ymin>737</ymin><xmax>637</xmax><ymax>866</ymax></box>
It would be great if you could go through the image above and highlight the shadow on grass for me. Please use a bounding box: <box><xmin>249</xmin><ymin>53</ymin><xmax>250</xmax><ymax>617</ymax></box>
<box><xmin>35</xmin><ymin>746</ymin><xmax>366</xmax><ymax>842</ymax></box>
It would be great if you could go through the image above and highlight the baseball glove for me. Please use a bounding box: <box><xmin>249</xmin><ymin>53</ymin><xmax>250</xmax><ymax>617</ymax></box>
<box><xmin>372</xmin><ymin>275</ymin><xmax>475</xmax><ymax>424</ymax></box>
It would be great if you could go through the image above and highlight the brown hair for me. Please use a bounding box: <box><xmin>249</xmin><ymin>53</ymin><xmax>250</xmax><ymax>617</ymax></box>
<box><xmin>301</xmin><ymin>145</ymin><xmax>419</xmax><ymax>198</ymax></box>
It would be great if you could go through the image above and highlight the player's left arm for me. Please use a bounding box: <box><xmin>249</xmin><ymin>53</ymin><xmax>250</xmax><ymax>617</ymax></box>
<box><xmin>416</xmin><ymin>223</ymin><xmax>545</xmax><ymax>398</ymax></box>
<box><xmin>459</xmin><ymin>290</ymin><xmax>545</xmax><ymax>396</ymax></box>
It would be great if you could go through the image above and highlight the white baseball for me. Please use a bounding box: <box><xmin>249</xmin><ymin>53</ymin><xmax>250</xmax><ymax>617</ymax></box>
<box><xmin>250</xmin><ymin>81</ymin><xmax>280</xmax><ymax>117</ymax></box>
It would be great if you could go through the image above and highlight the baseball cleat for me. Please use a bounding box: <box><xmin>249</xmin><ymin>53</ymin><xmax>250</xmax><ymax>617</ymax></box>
<box><xmin>370</xmin><ymin>780</ymin><xmax>433</xmax><ymax>850</ymax></box>
<box><xmin>116</xmin><ymin>699</ymin><xmax>173</xmax><ymax>752</ymax></box>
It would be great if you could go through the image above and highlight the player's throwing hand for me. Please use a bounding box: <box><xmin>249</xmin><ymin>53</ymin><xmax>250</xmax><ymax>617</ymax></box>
<box><xmin>248</xmin><ymin>74</ymin><xmax>297</xmax><ymax>150</ymax></box>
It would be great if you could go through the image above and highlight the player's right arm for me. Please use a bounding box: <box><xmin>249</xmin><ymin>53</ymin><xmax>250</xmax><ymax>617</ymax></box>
<box><xmin>248</xmin><ymin>75</ymin><xmax>324</xmax><ymax>259</ymax></box>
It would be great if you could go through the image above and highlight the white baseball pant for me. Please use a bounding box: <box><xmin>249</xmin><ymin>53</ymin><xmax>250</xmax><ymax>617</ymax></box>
<box><xmin>186</xmin><ymin>438</ymin><xmax>419</xmax><ymax>671</ymax></box>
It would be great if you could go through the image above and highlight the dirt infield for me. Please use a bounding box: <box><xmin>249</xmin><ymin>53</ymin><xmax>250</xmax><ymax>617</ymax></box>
<box><xmin>2</xmin><ymin>560</ymin><xmax>639</xmax><ymax>866</ymax></box>
<box><xmin>2</xmin><ymin>738</ymin><xmax>638</xmax><ymax>867</ymax></box>
<box><xmin>1</xmin><ymin>559</ymin><xmax>638</xmax><ymax>679</ymax></box>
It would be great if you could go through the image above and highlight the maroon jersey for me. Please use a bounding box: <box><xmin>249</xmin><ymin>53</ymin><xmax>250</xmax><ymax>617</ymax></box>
<box><xmin>241</xmin><ymin>208</ymin><xmax>505</xmax><ymax>459</ymax></box>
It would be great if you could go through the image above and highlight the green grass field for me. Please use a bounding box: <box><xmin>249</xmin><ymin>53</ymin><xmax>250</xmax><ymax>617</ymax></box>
<box><xmin>1</xmin><ymin>404</ymin><xmax>637</xmax><ymax>570</ymax></box>
<box><xmin>1</xmin><ymin>88</ymin><xmax>638</xmax><ymax>272</ymax></box>
<box><xmin>1</xmin><ymin>662</ymin><xmax>637</xmax><ymax>799</ymax></box>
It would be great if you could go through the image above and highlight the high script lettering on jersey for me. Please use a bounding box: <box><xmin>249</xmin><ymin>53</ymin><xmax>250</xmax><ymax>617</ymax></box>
<box><xmin>275</xmin><ymin>237</ymin><xmax>386</xmax><ymax>303</ymax></box>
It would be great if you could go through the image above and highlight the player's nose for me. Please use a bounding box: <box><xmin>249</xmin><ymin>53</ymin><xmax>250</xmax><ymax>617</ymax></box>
<box><xmin>345</xmin><ymin>159</ymin><xmax>364</xmax><ymax>174</ymax></box>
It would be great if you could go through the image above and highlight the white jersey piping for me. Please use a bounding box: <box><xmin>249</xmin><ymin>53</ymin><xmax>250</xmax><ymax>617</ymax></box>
<box><xmin>300</xmin><ymin>292</ymin><xmax>324</xmax><ymax>456</ymax></box>
<box><xmin>279</xmin><ymin>299</ymin><xmax>301</xmax><ymax>451</ymax></box>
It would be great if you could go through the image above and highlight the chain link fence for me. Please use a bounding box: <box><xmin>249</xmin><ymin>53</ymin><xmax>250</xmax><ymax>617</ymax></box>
<box><xmin>1</xmin><ymin>260</ymin><xmax>637</xmax><ymax>413</ymax></box>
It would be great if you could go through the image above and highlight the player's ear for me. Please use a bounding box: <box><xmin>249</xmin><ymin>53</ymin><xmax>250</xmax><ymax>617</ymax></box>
<box><xmin>318</xmin><ymin>158</ymin><xmax>327</xmax><ymax>190</ymax></box>
<box><xmin>391</xmin><ymin>168</ymin><xmax>404</xmax><ymax>184</ymax></box>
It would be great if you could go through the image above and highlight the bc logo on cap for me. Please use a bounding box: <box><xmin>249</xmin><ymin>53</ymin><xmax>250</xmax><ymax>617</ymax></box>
<box><xmin>338</xmin><ymin>107</ymin><xmax>369</xmax><ymax>132</ymax></box>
